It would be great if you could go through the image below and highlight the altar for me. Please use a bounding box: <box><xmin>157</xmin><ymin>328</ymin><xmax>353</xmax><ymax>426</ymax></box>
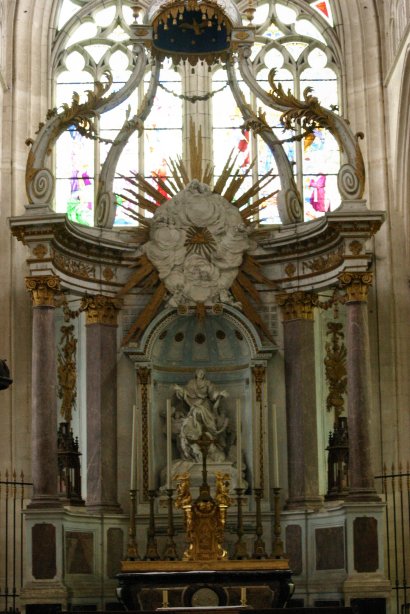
<box><xmin>117</xmin><ymin>560</ymin><xmax>293</xmax><ymax>611</ymax></box>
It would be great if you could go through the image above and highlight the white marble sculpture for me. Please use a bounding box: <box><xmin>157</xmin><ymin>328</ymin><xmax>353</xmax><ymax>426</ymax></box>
<box><xmin>174</xmin><ymin>368</ymin><xmax>229</xmax><ymax>463</ymax></box>
<box><xmin>143</xmin><ymin>180</ymin><xmax>256</xmax><ymax>307</ymax></box>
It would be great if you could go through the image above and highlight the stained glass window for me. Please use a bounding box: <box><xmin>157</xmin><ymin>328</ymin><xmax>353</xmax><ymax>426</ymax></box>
<box><xmin>54</xmin><ymin>0</ymin><xmax>339</xmax><ymax>226</ymax></box>
<box><xmin>54</xmin><ymin>2</ymin><xmax>182</xmax><ymax>226</ymax></box>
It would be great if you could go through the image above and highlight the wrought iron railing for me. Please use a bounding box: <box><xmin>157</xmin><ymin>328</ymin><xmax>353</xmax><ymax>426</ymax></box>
<box><xmin>0</xmin><ymin>472</ymin><xmax>32</xmax><ymax>614</ymax></box>
<box><xmin>375</xmin><ymin>464</ymin><xmax>410</xmax><ymax>614</ymax></box>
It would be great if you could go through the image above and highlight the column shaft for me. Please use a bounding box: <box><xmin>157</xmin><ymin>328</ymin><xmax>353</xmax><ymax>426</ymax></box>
<box><xmin>278</xmin><ymin>292</ymin><xmax>322</xmax><ymax>509</ymax></box>
<box><xmin>83</xmin><ymin>295</ymin><xmax>121</xmax><ymax>512</ymax></box>
<box><xmin>26</xmin><ymin>276</ymin><xmax>61</xmax><ymax>508</ymax></box>
<box><xmin>340</xmin><ymin>272</ymin><xmax>379</xmax><ymax>501</ymax></box>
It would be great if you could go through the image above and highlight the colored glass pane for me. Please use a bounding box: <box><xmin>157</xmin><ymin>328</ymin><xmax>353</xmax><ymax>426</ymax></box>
<box><xmin>55</xmin><ymin>129</ymin><xmax>95</xmax><ymax>226</ymax></box>
<box><xmin>311</xmin><ymin>0</ymin><xmax>333</xmax><ymax>26</ymax></box>
<box><xmin>303</xmin><ymin>173</ymin><xmax>339</xmax><ymax>220</ymax></box>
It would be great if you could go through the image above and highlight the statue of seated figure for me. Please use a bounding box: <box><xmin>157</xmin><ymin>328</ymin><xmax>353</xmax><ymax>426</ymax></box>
<box><xmin>174</xmin><ymin>369</ymin><xmax>229</xmax><ymax>463</ymax></box>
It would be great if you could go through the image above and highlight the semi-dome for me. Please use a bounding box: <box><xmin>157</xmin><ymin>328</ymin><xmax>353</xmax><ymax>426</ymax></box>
<box><xmin>151</xmin><ymin>313</ymin><xmax>251</xmax><ymax>368</ymax></box>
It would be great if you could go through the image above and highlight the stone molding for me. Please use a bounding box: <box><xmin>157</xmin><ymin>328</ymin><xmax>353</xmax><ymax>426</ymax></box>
<box><xmin>25</xmin><ymin>275</ymin><xmax>60</xmax><ymax>307</ymax></box>
<box><xmin>81</xmin><ymin>295</ymin><xmax>121</xmax><ymax>326</ymax></box>
<box><xmin>276</xmin><ymin>290</ymin><xmax>318</xmax><ymax>321</ymax></box>
<box><xmin>338</xmin><ymin>271</ymin><xmax>373</xmax><ymax>302</ymax></box>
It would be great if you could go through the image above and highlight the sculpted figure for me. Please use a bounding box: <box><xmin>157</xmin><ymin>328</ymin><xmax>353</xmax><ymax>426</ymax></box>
<box><xmin>174</xmin><ymin>369</ymin><xmax>229</xmax><ymax>463</ymax></box>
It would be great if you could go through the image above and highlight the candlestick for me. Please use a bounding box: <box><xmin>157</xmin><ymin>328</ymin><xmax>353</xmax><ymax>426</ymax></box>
<box><xmin>236</xmin><ymin>399</ymin><xmax>242</xmax><ymax>489</ymax></box>
<box><xmin>130</xmin><ymin>405</ymin><xmax>138</xmax><ymax>490</ymax></box>
<box><xmin>272</xmin><ymin>403</ymin><xmax>279</xmax><ymax>488</ymax></box>
<box><xmin>166</xmin><ymin>399</ymin><xmax>172</xmax><ymax>489</ymax></box>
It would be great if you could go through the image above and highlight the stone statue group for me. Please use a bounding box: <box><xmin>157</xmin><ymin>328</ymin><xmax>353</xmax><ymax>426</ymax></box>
<box><xmin>172</xmin><ymin>369</ymin><xmax>232</xmax><ymax>464</ymax></box>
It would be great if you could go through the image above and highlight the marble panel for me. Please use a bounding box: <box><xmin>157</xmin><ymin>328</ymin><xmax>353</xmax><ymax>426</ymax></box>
<box><xmin>32</xmin><ymin>523</ymin><xmax>56</xmax><ymax>580</ymax></box>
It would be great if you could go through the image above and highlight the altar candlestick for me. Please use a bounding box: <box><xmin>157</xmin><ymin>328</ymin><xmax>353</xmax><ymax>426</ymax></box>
<box><xmin>166</xmin><ymin>399</ymin><xmax>172</xmax><ymax>489</ymax></box>
<box><xmin>272</xmin><ymin>403</ymin><xmax>279</xmax><ymax>487</ymax></box>
<box><xmin>236</xmin><ymin>399</ymin><xmax>242</xmax><ymax>488</ymax></box>
<box><xmin>130</xmin><ymin>405</ymin><xmax>138</xmax><ymax>490</ymax></box>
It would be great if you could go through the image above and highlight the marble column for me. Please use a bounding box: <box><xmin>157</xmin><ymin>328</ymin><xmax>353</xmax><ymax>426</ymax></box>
<box><xmin>339</xmin><ymin>272</ymin><xmax>379</xmax><ymax>501</ymax></box>
<box><xmin>26</xmin><ymin>275</ymin><xmax>62</xmax><ymax>508</ymax></box>
<box><xmin>277</xmin><ymin>291</ymin><xmax>322</xmax><ymax>509</ymax></box>
<box><xmin>82</xmin><ymin>295</ymin><xmax>122</xmax><ymax>512</ymax></box>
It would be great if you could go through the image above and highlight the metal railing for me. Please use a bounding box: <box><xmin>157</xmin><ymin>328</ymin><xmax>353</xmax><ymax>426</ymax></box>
<box><xmin>375</xmin><ymin>464</ymin><xmax>410</xmax><ymax>614</ymax></box>
<box><xmin>0</xmin><ymin>472</ymin><xmax>32</xmax><ymax>614</ymax></box>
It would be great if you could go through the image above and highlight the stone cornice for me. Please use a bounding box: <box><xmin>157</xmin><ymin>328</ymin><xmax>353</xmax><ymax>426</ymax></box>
<box><xmin>9</xmin><ymin>208</ymin><xmax>140</xmax><ymax>294</ymax></box>
<box><xmin>10</xmin><ymin>201</ymin><xmax>385</xmax><ymax>296</ymax></box>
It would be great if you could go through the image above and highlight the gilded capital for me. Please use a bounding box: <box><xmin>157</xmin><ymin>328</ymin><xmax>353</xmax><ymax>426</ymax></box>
<box><xmin>338</xmin><ymin>271</ymin><xmax>373</xmax><ymax>302</ymax></box>
<box><xmin>137</xmin><ymin>366</ymin><xmax>151</xmax><ymax>386</ymax></box>
<box><xmin>81</xmin><ymin>294</ymin><xmax>121</xmax><ymax>326</ymax></box>
<box><xmin>276</xmin><ymin>291</ymin><xmax>318</xmax><ymax>321</ymax></box>
<box><xmin>25</xmin><ymin>275</ymin><xmax>60</xmax><ymax>307</ymax></box>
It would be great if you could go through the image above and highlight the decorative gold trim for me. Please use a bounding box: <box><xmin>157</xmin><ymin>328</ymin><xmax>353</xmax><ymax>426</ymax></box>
<box><xmin>338</xmin><ymin>271</ymin><xmax>373</xmax><ymax>302</ymax></box>
<box><xmin>348</xmin><ymin>240</ymin><xmax>363</xmax><ymax>256</ymax></box>
<box><xmin>324</xmin><ymin>322</ymin><xmax>347</xmax><ymax>418</ymax></box>
<box><xmin>25</xmin><ymin>275</ymin><xmax>61</xmax><ymax>307</ymax></box>
<box><xmin>58</xmin><ymin>325</ymin><xmax>77</xmax><ymax>423</ymax></box>
<box><xmin>81</xmin><ymin>294</ymin><xmax>121</xmax><ymax>326</ymax></box>
<box><xmin>121</xmin><ymin>558</ymin><xmax>290</xmax><ymax>572</ymax></box>
<box><xmin>32</xmin><ymin>244</ymin><xmax>48</xmax><ymax>259</ymax></box>
<box><xmin>137</xmin><ymin>367</ymin><xmax>151</xmax><ymax>500</ymax></box>
<box><xmin>276</xmin><ymin>291</ymin><xmax>318</xmax><ymax>321</ymax></box>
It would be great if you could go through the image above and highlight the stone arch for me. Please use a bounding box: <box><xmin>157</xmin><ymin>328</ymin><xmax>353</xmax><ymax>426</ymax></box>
<box><xmin>395</xmin><ymin>44</ymin><xmax>410</xmax><ymax>263</ymax></box>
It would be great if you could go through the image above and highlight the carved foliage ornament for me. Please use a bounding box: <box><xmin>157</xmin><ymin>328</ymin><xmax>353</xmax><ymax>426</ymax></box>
<box><xmin>25</xmin><ymin>275</ymin><xmax>61</xmax><ymax>307</ymax></box>
<box><xmin>81</xmin><ymin>294</ymin><xmax>121</xmax><ymax>326</ymax></box>
<box><xmin>267</xmin><ymin>70</ymin><xmax>365</xmax><ymax>201</ymax></box>
<box><xmin>324</xmin><ymin>322</ymin><xmax>347</xmax><ymax>418</ymax></box>
<box><xmin>338</xmin><ymin>271</ymin><xmax>373</xmax><ymax>302</ymax></box>
<box><xmin>276</xmin><ymin>291</ymin><xmax>319</xmax><ymax>321</ymax></box>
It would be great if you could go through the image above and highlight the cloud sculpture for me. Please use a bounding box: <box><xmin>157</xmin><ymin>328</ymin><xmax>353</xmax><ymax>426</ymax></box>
<box><xmin>143</xmin><ymin>180</ymin><xmax>255</xmax><ymax>306</ymax></box>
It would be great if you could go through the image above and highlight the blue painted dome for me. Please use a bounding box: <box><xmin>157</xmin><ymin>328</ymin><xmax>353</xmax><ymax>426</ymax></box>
<box><xmin>151</xmin><ymin>314</ymin><xmax>251</xmax><ymax>368</ymax></box>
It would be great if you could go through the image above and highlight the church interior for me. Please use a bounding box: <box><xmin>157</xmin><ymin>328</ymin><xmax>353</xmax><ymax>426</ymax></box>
<box><xmin>0</xmin><ymin>0</ymin><xmax>409</xmax><ymax>613</ymax></box>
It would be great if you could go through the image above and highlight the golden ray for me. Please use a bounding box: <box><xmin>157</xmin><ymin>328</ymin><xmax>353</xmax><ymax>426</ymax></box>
<box><xmin>221</xmin><ymin>159</ymin><xmax>256</xmax><ymax>203</ymax></box>
<box><xmin>230</xmin><ymin>279</ymin><xmax>274</xmax><ymax>343</ymax></box>
<box><xmin>213</xmin><ymin>149</ymin><xmax>238</xmax><ymax>195</ymax></box>
<box><xmin>121</xmin><ymin>282</ymin><xmax>167</xmax><ymax>346</ymax></box>
<box><xmin>241</xmin><ymin>254</ymin><xmax>278</xmax><ymax>289</ymax></box>
<box><xmin>116</xmin><ymin>255</ymin><xmax>157</xmax><ymax>298</ymax></box>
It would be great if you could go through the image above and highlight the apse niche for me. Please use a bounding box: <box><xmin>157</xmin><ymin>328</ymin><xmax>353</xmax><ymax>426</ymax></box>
<box><xmin>148</xmin><ymin>311</ymin><xmax>255</xmax><ymax>494</ymax></box>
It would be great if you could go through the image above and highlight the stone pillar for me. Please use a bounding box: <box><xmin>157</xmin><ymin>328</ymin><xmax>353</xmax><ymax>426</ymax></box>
<box><xmin>82</xmin><ymin>295</ymin><xmax>122</xmax><ymax>512</ymax></box>
<box><xmin>339</xmin><ymin>272</ymin><xmax>379</xmax><ymax>501</ymax></box>
<box><xmin>25</xmin><ymin>275</ymin><xmax>62</xmax><ymax>508</ymax></box>
<box><xmin>277</xmin><ymin>291</ymin><xmax>322</xmax><ymax>509</ymax></box>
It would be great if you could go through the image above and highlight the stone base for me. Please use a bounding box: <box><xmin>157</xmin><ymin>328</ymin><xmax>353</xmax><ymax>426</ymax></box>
<box><xmin>27</xmin><ymin>495</ymin><xmax>63</xmax><ymax>509</ymax></box>
<box><xmin>20</xmin><ymin>580</ymin><xmax>70</xmax><ymax>614</ymax></box>
<box><xmin>343</xmin><ymin>573</ymin><xmax>391</xmax><ymax>605</ymax></box>
<box><xmin>285</xmin><ymin>495</ymin><xmax>323</xmax><ymax>510</ymax></box>
<box><xmin>346</xmin><ymin>489</ymin><xmax>381</xmax><ymax>502</ymax></box>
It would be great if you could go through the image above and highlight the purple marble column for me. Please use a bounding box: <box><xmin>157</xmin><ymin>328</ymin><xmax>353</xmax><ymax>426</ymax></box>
<box><xmin>82</xmin><ymin>295</ymin><xmax>122</xmax><ymax>512</ymax></box>
<box><xmin>26</xmin><ymin>276</ymin><xmax>62</xmax><ymax>508</ymax></box>
<box><xmin>277</xmin><ymin>291</ymin><xmax>322</xmax><ymax>509</ymax></box>
<box><xmin>339</xmin><ymin>272</ymin><xmax>379</xmax><ymax>501</ymax></box>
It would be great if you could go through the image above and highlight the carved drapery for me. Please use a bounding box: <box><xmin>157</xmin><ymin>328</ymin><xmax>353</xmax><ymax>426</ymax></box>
<box><xmin>26</xmin><ymin>275</ymin><xmax>62</xmax><ymax>508</ymax></box>
<box><xmin>337</xmin><ymin>272</ymin><xmax>379</xmax><ymax>501</ymax></box>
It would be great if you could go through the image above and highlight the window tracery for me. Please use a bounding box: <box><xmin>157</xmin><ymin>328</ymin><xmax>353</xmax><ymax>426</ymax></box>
<box><xmin>52</xmin><ymin>0</ymin><xmax>342</xmax><ymax>226</ymax></box>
